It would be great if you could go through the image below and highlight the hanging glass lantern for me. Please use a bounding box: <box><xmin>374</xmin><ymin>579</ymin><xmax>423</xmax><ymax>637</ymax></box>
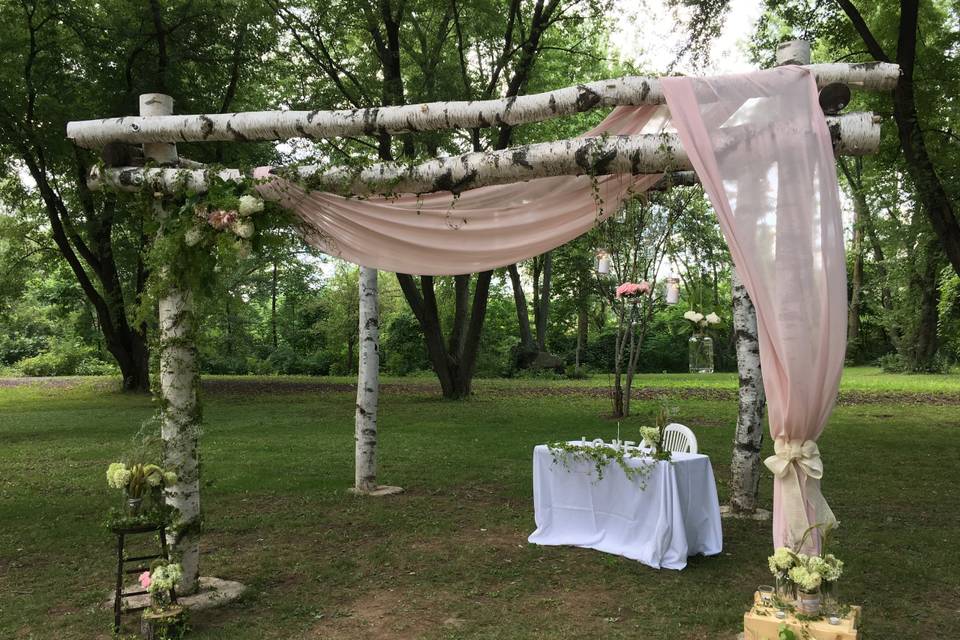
<box><xmin>665</xmin><ymin>275</ymin><xmax>680</xmax><ymax>305</ymax></box>
<box><xmin>596</xmin><ymin>249</ymin><xmax>610</xmax><ymax>275</ymax></box>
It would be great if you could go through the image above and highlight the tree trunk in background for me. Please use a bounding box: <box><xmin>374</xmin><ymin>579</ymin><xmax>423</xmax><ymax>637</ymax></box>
<box><xmin>355</xmin><ymin>266</ymin><xmax>379</xmax><ymax>492</ymax></box>
<box><xmin>142</xmin><ymin>93</ymin><xmax>201</xmax><ymax>594</ymax></box>
<box><xmin>848</xmin><ymin>195</ymin><xmax>864</xmax><ymax>360</ymax></box>
<box><xmin>837</xmin><ymin>0</ymin><xmax>960</xmax><ymax>278</ymax></box>
<box><xmin>271</xmin><ymin>261</ymin><xmax>279</xmax><ymax>349</ymax></box>
<box><xmin>729</xmin><ymin>271</ymin><xmax>767</xmax><ymax>514</ymax></box>
<box><xmin>534</xmin><ymin>251</ymin><xmax>552</xmax><ymax>351</ymax></box>
<box><xmin>397</xmin><ymin>271</ymin><xmax>493</xmax><ymax>399</ymax></box>
<box><xmin>576</xmin><ymin>304</ymin><xmax>589</xmax><ymax>370</ymax></box>
<box><xmin>908</xmin><ymin>238</ymin><xmax>942</xmax><ymax>369</ymax></box>
<box><xmin>507</xmin><ymin>263</ymin><xmax>537</xmax><ymax>355</ymax></box>
<box><xmin>840</xmin><ymin>157</ymin><xmax>898</xmax><ymax>347</ymax></box>
<box><xmin>3</xmin><ymin>137</ymin><xmax>152</xmax><ymax>392</ymax></box>
<box><xmin>346</xmin><ymin>336</ymin><xmax>356</xmax><ymax>374</ymax></box>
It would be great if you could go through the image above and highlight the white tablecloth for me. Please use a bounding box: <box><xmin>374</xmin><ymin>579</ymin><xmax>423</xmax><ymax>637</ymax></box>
<box><xmin>527</xmin><ymin>444</ymin><xmax>722</xmax><ymax>569</ymax></box>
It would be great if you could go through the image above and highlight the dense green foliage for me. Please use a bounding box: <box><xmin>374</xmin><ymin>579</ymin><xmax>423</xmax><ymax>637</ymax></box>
<box><xmin>1</xmin><ymin>372</ymin><xmax>957</xmax><ymax>637</ymax></box>
<box><xmin>1</xmin><ymin>0</ymin><xmax>958</xmax><ymax>387</ymax></box>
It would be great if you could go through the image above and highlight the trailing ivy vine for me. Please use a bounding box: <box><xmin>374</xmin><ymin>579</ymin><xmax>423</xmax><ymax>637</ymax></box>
<box><xmin>547</xmin><ymin>441</ymin><xmax>671</xmax><ymax>490</ymax></box>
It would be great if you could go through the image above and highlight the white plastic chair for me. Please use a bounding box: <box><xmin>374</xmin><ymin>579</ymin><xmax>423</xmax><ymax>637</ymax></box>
<box><xmin>662</xmin><ymin>423</ymin><xmax>698</xmax><ymax>454</ymax></box>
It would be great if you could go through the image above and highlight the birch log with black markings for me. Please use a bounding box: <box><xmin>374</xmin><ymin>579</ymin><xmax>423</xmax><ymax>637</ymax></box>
<box><xmin>143</xmin><ymin>93</ymin><xmax>202</xmax><ymax>593</ymax></box>
<box><xmin>65</xmin><ymin>63</ymin><xmax>899</xmax><ymax>148</ymax></box>
<box><xmin>354</xmin><ymin>265</ymin><xmax>379</xmax><ymax>493</ymax></box>
<box><xmin>729</xmin><ymin>271</ymin><xmax>767</xmax><ymax>514</ymax></box>
<box><xmin>89</xmin><ymin>111</ymin><xmax>881</xmax><ymax>196</ymax></box>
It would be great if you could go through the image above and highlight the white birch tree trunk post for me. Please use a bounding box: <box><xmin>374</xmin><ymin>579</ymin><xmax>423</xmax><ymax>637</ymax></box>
<box><xmin>726</xmin><ymin>40</ymin><xmax>812</xmax><ymax>519</ymax></box>
<box><xmin>728</xmin><ymin>271</ymin><xmax>767</xmax><ymax>516</ymax></box>
<box><xmin>351</xmin><ymin>266</ymin><xmax>402</xmax><ymax>497</ymax></box>
<box><xmin>142</xmin><ymin>93</ymin><xmax>202</xmax><ymax>592</ymax></box>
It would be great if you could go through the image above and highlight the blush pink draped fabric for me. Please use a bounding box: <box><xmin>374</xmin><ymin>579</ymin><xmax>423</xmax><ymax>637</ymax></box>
<box><xmin>662</xmin><ymin>67</ymin><xmax>845</xmax><ymax>550</ymax></box>
<box><xmin>254</xmin><ymin>106</ymin><xmax>666</xmax><ymax>275</ymax></box>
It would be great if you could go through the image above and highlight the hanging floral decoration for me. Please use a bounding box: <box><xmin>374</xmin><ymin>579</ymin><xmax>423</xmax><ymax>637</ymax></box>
<box><xmin>615</xmin><ymin>280</ymin><xmax>652</xmax><ymax>300</ymax></box>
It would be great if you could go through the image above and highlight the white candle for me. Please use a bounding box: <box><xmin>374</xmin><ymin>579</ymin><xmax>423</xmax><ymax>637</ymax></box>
<box><xmin>597</xmin><ymin>255</ymin><xmax>610</xmax><ymax>274</ymax></box>
<box><xmin>665</xmin><ymin>276</ymin><xmax>680</xmax><ymax>305</ymax></box>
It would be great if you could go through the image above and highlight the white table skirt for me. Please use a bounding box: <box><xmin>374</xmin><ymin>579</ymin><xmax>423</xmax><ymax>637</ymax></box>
<box><xmin>527</xmin><ymin>444</ymin><xmax>722</xmax><ymax>570</ymax></box>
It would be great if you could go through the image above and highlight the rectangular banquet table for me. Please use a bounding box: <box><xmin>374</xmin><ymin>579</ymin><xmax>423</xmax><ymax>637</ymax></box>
<box><xmin>527</xmin><ymin>443</ymin><xmax>723</xmax><ymax>570</ymax></box>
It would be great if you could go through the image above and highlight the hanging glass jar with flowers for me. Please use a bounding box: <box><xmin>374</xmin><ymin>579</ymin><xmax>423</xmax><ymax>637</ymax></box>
<box><xmin>683</xmin><ymin>310</ymin><xmax>720</xmax><ymax>373</ymax></box>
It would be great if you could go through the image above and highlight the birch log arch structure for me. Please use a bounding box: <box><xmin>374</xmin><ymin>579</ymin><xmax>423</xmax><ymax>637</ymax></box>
<box><xmin>66</xmin><ymin>45</ymin><xmax>900</xmax><ymax>590</ymax></box>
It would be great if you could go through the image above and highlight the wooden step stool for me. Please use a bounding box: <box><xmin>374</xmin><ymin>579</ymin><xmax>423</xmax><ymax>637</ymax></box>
<box><xmin>111</xmin><ymin>523</ymin><xmax>177</xmax><ymax>632</ymax></box>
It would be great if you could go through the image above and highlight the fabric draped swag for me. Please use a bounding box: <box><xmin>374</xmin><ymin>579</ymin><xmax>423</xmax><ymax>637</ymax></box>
<box><xmin>253</xmin><ymin>106</ymin><xmax>667</xmax><ymax>275</ymax></box>
<box><xmin>662</xmin><ymin>67</ymin><xmax>844</xmax><ymax>551</ymax></box>
<box><xmin>254</xmin><ymin>66</ymin><xmax>845</xmax><ymax>551</ymax></box>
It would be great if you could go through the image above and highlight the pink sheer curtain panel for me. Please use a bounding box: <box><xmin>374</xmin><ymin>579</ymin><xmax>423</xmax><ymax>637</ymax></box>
<box><xmin>254</xmin><ymin>106</ymin><xmax>666</xmax><ymax>275</ymax></box>
<box><xmin>662</xmin><ymin>67</ymin><xmax>845</xmax><ymax>551</ymax></box>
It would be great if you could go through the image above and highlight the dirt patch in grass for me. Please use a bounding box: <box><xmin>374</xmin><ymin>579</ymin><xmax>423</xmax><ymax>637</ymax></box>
<box><xmin>299</xmin><ymin>587</ymin><xmax>441</xmax><ymax>640</ymax></box>
<box><xmin>197</xmin><ymin>378</ymin><xmax>960</xmax><ymax>406</ymax></box>
<box><xmin>3</xmin><ymin>375</ymin><xmax>957</xmax><ymax>406</ymax></box>
<box><xmin>0</xmin><ymin>376</ymin><xmax>89</xmax><ymax>389</ymax></box>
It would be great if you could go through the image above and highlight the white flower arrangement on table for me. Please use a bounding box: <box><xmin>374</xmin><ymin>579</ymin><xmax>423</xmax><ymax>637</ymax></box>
<box><xmin>683</xmin><ymin>309</ymin><xmax>722</xmax><ymax>333</ymax></box>
<box><xmin>638</xmin><ymin>426</ymin><xmax>661</xmax><ymax>449</ymax></box>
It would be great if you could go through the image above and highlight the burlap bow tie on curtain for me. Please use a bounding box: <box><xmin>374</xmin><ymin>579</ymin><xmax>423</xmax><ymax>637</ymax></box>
<box><xmin>764</xmin><ymin>438</ymin><xmax>837</xmax><ymax>549</ymax></box>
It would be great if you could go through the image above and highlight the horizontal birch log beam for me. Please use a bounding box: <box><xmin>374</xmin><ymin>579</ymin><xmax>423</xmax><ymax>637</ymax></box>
<box><xmin>89</xmin><ymin>111</ymin><xmax>880</xmax><ymax>197</ymax></box>
<box><xmin>67</xmin><ymin>63</ymin><xmax>898</xmax><ymax>148</ymax></box>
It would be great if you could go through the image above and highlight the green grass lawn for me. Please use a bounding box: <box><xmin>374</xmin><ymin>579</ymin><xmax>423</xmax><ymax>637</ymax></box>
<box><xmin>0</xmin><ymin>369</ymin><xmax>958</xmax><ymax>638</ymax></box>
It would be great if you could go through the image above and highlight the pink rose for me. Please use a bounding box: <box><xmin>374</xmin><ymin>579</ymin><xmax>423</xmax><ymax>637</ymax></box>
<box><xmin>207</xmin><ymin>209</ymin><xmax>239</xmax><ymax>230</ymax></box>
<box><xmin>615</xmin><ymin>282</ymin><xmax>638</xmax><ymax>299</ymax></box>
<box><xmin>615</xmin><ymin>282</ymin><xmax>651</xmax><ymax>299</ymax></box>
<box><xmin>139</xmin><ymin>571</ymin><xmax>151</xmax><ymax>588</ymax></box>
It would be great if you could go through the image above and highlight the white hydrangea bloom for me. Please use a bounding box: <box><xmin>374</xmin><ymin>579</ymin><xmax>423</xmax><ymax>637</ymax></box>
<box><xmin>705</xmin><ymin>312</ymin><xmax>721</xmax><ymax>324</ymax></box>
<box><xmin>767</xmin><ymin>547</ymin><xmax>795</xmax><ymax>573</ymax></box>
<box><xmin>106</xmin><ymin>462</ymin><xmax>129</xmax><ymax>489</ymax></box>
<box><xmin>238</xmin><ymin>195</ymin><xmax>264</xmax><ymax>217</ymax></box>
<box><xmin>184</xmin><ymin>226</ymin><xmax>204</xmax><ymax>247</ymax></box>
<box><xmin>639</xmin><ymin>426</ymin><xmax>660</xmax><ymax>446</ymax></box>
<box><xmin>232</xmin><ymin>220</ymin><xmax>255</xmax><ymax>239</ymax></box>
<box><xmin>822</xmin><ymin>554</ymin><xmax>844</xmax><ymax>582</ymax></box>
<box><xmin>788</xmin><ymin>566</ymin><xmax>822</xmax><ymax>592</ymax></box>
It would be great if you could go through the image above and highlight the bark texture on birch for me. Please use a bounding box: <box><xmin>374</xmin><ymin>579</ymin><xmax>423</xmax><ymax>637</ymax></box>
<box><xmin>66</xmin><ymin>63</ymin><xmax>899</xmax><ymax>148</ymax></box>
<box><xmin>355</xmin><ymin>265</ymin><xmax>380</xmax><ymax>493</ymax></box>
<box><xmin>729</xmin><ymin>271</ymin><xmax>766</xmax><ymax>513</ymax></box>
<box><xmin>142</xmin><ymin>93</ymin><xmax>202</xmax><ymax>594</ymax></box>
<box><xmin>91</xmin><ymin>111</ymin><xmax>881</xmax><ymax>196</ymax></box>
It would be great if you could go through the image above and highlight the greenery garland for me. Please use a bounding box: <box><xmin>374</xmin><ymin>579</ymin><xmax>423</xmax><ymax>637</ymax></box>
<box><xmin>547</xmin><ymin>441</ymin><xmax>671</xmax><ymax>490</ymax></box>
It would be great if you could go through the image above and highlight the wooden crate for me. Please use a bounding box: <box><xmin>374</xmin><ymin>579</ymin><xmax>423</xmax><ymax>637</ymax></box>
<box><xmin>744</xmin><ymin>591</ymin><xmax>861</xmax><ymax>640</ymax></box>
